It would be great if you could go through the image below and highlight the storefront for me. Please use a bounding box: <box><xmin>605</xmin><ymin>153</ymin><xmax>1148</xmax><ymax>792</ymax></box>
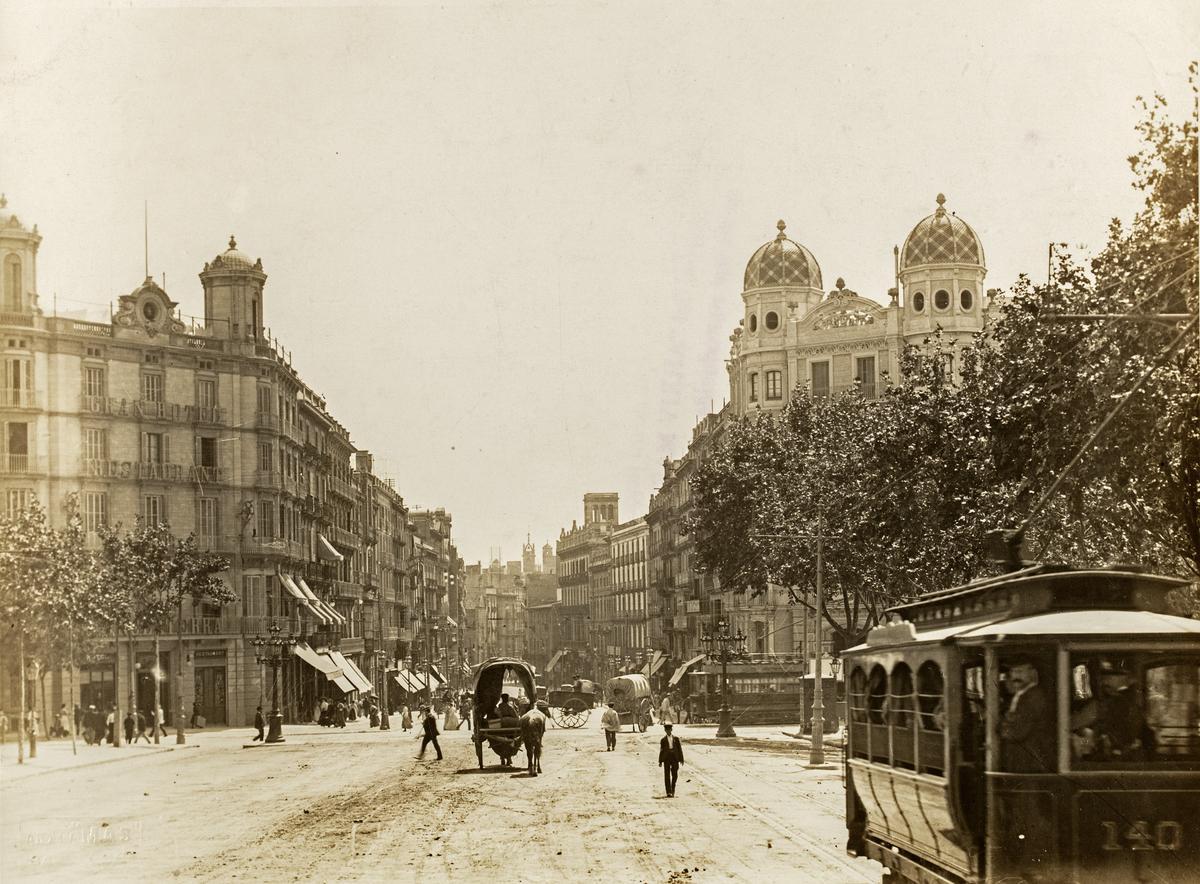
<box><xmin>193</xmin><ymin>649</ymin><xmax>228</xmax><ymax>726</ymax></box>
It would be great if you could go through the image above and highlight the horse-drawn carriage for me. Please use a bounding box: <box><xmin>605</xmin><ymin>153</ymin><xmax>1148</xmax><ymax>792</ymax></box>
<box><xmin>604</xmin><ymin>674</ymin><xmax>655</xmax><ymax>732</ymax></box>
<box><xmin>546</xmin><ymin>678</ymin><xmax>599</xmax><ymax>728</ymax></box>
<box><xmin>471</xmin><ymin>657</ymin><xmax>538</xmax><ymax>769</ymax></box>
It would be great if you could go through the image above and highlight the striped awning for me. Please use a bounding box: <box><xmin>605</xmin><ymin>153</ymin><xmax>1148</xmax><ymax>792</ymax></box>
<box><xmin>317</xmin><ymin>534</ymin><xmax>344</xmax><ymax>562</ymax></box>
<box><xmin>668</xmin><ymin>653</ymin><xmax>707</xmax><ymax>687</ymax></box>
<box><xmin>280</xmin><ymin>573</ymin><xmax>330</xmax><ymax>626</ymax></box>
<box><xmin>544</xmin><ymin>649</ymin><xmax>566</xmax><ymax>674</ymax></box>
<box><xmin>296</xmin><ymin>576</ymin><xmax>345</xmax><ymax>625</ymax></box>
<box><xmin>328</xmin><ymin>651</ymin><xmax>373</xmax><ymax>694</ymax></box>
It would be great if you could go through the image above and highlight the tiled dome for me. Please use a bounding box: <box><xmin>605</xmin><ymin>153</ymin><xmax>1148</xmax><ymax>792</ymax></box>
<box><xmin>209</xmin><ymin>235</ymin><xmax>258</xmax><ymax>271</ymax></box>
<box><xmin>743</xmin><ymin>220</ymin><xmax>822</xmax><ymax>291</ymax></box>
<box><xmin>900</xmin><ymin>194</ymin><xmax>984</xmax><ymax>269</ymax></box>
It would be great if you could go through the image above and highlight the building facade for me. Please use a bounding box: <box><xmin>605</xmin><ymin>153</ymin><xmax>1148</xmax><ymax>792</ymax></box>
<box><xmin>0</xmin><ymin>195</ymin><xmax>458</xmax><ymax>726</ymax></box>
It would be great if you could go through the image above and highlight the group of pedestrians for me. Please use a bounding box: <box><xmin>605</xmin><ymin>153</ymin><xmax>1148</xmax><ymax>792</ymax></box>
<box><xmin>600</xmin><ymin>700</ymin><xmax>686</xmax><ymax>797</ymax></box>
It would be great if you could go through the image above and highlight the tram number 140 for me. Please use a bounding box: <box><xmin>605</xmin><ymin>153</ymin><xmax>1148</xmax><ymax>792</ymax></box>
<box><xmin>1100</xmin><ymin>821</ymin><xmax>1183</xmax><ymax>852</ymax></box>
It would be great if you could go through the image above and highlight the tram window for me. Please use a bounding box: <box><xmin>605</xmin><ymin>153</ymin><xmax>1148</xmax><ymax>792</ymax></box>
<box><xmin>999</xmin><ymin>657</ymin><xmax>1057</xmax><ymax>773</ymax></box>
<box><xmin>891</xmin><ymin>663</ymin><xmax>916</xmax><ymax>769</ymax></box>
<box><xmin>867</xmin><ymin>665</ymin><xmax>888</xmax><ymax>724</ymax></box>
<box><xmin>890</xmin><ymin>663</ymin><xmax>915</xmax><ymax>728</ymax></box>
<box><xmin>849</xmin><ymin>667</ymin><xmax>868</xmax><ymax>724</ymax></box>
<box><xmin>918</xmin><ymin>661</ymin><xmax>945</xmax><ymax>731</ymax></box>
<box><xmin>1070</xmin><ymin>653</ymin><xmax>1200</xmax><ymax>766</ymax></box>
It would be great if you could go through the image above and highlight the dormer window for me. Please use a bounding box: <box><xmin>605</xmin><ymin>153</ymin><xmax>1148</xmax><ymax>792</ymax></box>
<box><xmin>142</xmin><ymin>301</ymin><xmax>159</xmax><ymax>322</ymax></box>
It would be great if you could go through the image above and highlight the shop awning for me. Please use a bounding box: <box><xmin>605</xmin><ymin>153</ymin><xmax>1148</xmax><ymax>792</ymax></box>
<box><xmin>668</xmin><ymin>653</ymin><xmax>707</xmax><ymax>687</ymax></box>
<box><xmin>393</xmin><ymin>670</ymin><xmax>427</xmax><ymax>693</ymax></box>
<box><xmin>294</xmin><ymin>642</ymin><xmax>341</xmax><ymax>678</ymax></box>
<box><xmin>544</xmin><ymin>649</ymin><xmax>566</xmax><ymax>674</ymax></box>
<box><xmin>296</xmin><ymin>576</ymin><xmax>345</xmax><ymax>625</ymax></box>
<box><xmin>640</xmin><ymin>650</ymin><xmax>666</xmax><ymax>677</ymax></box>
<box><xmin>328</xmin><ymin>650</ymin><xmax>373</xmax><ymax>694</ymax></box>
<box><xmin>317</xmin><ymin>534</ymin><xmax>344</xmax><ymax>562</ymax></box>
<box><xmin>445</xmin><ymin>616</ymin><xmax>458</xmax><ymax>628</ymax></box>
<box><xmin>280</xmin><ymin>573</ymin><xmax>330</xmax><ymax>626</ymax></box>
<box><xmin>426</xmin><ymin>664</ymin><xmax>446</xmax><ymax>685</ymax></box>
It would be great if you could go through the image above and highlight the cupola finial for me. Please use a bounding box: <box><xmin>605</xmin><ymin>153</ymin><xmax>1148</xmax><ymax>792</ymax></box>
<box><xmin>228</xmin><ymin>235</ymin><xmax>237</xmax><ymax>250</ymax></box>
<box><xmin>935</xmin><ymin>193</ymin><xmax>947</xmax><ymax>215</ymax></box>
<box><xmin>775</xmin><ymin>219</ymin><xmax>787</xmax><ymax>241</ymax></box>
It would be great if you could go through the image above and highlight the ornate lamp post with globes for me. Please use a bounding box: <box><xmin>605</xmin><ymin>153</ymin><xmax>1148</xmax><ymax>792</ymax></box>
<box><xmin>701</xmin><ymin>618</ymin><xmax>746</xmax><ymax>739</ymax></box>
<box><xmin>250</xmin><ymin>624</ymin><xmax>296</xmax><ymax>743</ymax></box>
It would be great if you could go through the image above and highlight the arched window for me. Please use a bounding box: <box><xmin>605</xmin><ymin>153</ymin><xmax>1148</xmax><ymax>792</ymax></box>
<box><xmin>748</xmin><ymin>373</ymin><xmax>758</xmax><ymax>402</ymax></box>
<box><xmin>765</xmin><ymin>370</ymin><xmax>783</xmax><ymax>401</ymax></box>
<box><xmin>934</xmin><ymin>289</ymin><xmax>950</xmax><ymax>310</ymax></box>
<box><xmin>890</xmin><ymin>663</ymin><xmax>916</xmax><ymax>768</ymax></box>
<box><xmin>4</xmin><ymin>255</ymin><xmax>22</xmax><ymax>311</ymax></box>
<box><xmin>868</xmin><ymin>664</ymin><xmax>888</xmax><ymax>724</ymax></box>
<box><xmin>960</xmin><ymin>289</ymin><xmax>973</xmax><ymax>310</ymax></box>
<box><xmin>748</xmin><ymin>314</ymin><xmax>758</xmax><ymax>333</ymax></box>
<box><xmin>849</xmin><ymin>667</ymin><xmax>868</xmax><ymax>724</ymax></box>
<box><xmin>765</xmin><ymin>311</ymin><xmax>779</xmax><ymax>330</ymax></box>
<box><xmin>917</xmin><ymin>661</ymin><xmax>946</xmax><ymax>776</ymax></box>
<box><xmin>912</xmin><ymin>292</ymin><xmax>925</xmax><ymax>312</ymax></box>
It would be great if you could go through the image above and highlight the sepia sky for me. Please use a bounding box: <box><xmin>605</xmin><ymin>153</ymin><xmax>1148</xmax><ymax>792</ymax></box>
<box><xmin>2</xmin><ymin>1</ymin><xmax>1196</xmax><ymax>564</ymax></box>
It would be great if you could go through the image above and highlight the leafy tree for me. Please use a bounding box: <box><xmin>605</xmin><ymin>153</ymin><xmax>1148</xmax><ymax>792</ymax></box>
<box><xmin>692</xmin><ymin>70</ymin><xmax>1198</xmax><ymax>636</ymax></box>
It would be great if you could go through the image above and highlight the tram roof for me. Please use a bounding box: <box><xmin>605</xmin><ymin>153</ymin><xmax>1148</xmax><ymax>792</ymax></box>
<box><xmin>886</xmin><ymin>565</ymin><xmax>1188</xmax><ymax>625</ymax></box>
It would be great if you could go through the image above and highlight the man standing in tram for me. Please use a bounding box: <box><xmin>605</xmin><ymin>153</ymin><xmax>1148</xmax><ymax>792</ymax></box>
<box><xmin>1000</xmin><ymin>661</ymin><xmax>1055</xmax><ymax>772</ymax></box>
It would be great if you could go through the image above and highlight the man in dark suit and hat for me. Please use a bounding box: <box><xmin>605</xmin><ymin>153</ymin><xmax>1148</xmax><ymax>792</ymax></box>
<box><xmin>658</xmin><ymin>723</ymin><xmax>685</xmax><ymax>797</ymax></box>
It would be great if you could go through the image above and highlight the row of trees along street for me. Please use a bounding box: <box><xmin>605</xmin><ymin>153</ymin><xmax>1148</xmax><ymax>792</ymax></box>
<box><xmin>691</xmin><ymin>72</ymin><xmax>1199</xmax><ymax>650</ymax></box>
<box><xmin>1</xmin><ymin>495</ymin><xmax>231</xmax><ymax>763</ymax></box>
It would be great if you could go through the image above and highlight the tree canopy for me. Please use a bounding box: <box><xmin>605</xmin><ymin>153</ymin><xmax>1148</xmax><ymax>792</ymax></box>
<box><xmin>691</xmin><ymin>71</ymin><xmax>1199</xmax><ymax>642</ymax></box>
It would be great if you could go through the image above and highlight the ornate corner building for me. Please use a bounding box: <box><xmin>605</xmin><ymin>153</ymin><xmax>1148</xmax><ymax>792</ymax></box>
<box><xmin>652</xmin><ymin>196</ymin><xmax>991</xmax><ymax>668</ymax></box>
<box><xmin>0</xmin><ymin>194</ymin><xmax>460</xmax><ymax>728</ymax></box>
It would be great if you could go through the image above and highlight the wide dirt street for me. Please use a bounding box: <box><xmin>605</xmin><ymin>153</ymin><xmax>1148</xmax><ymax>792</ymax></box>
<box><xmin>1</xmin><ymin>715</ymin><xmax>881</xmax><ymax>883</ymax></box>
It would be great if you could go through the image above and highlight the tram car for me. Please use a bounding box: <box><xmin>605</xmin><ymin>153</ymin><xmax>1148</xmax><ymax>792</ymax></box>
<box><xmin>842</xmin><ymin>564</ymin><xmax>1200</xmax><ymax>884</ymax></box>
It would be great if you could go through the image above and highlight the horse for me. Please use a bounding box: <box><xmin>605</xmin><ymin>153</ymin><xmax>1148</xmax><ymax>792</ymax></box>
<box><xmin>520</xmin><ymin>704</ymin><xmax>546</xmax><ymax>776</ymax></box>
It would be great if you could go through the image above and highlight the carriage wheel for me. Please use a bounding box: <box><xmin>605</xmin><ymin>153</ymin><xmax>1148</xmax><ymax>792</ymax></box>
<box><xmin>560</xmin><ymin>698</ymin><xmax>590</xmax><ymax>729</ymax></box>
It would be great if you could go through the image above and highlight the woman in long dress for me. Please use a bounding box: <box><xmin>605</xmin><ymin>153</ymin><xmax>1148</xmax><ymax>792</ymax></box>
<box><xmin>401</xmin><ymin>704</ymin><xmax>413</xmax><ymax>731</ymax></box>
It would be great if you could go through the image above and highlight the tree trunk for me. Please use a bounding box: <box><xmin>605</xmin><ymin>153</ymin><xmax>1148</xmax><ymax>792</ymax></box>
<box><xmin>176</xmin><ymin>594</ymin><xmax>185</xmax><ymax>744</ymax></box>
<box><xmin>38</xmin><ymin>667</ymin><xmax>48</xmax><ymax>750</ymax></box>
<box><xmin>68</xmin><ymin>622</ymin><xmax>77</xmax><ymax>755</ymax></box>
<box><xmin>112</xmin><ymin>622</ymin><xmax>122</xmax><ymax>747</ymax></box>
<box><xmin>152</xmin><ymin>633</ymin><xmax>161</xmax><ymax>744</ymax></box>
<box><xmin>127</xmin><ymin>631</ymin><xmax>136</xmax><ymax>735</ymax></box>
<box><xmin>17</xmin><ymin>631</ymin><xmax>26</xmax><ymax>764</ymax></box>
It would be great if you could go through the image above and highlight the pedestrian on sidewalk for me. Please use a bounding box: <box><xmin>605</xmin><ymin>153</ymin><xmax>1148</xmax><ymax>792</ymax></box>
<box><xmin>107</xmin><ymin>706</ymin><xmax>117</xmax><ymax>744</ymax></box>
<box><xmin>601</xmin><ymin>702</ymin><xmax>620</xmax><ymax>751</ymax></box>
<box><xmin>123</xmin><ymin>710</ymin><xmax>135</xmax><ymax>744</ymax></box>
<box><xmin>154</xmin><ymin>706</ymin><xmax>168</xmax><ymax>738</ymax></box>
<box><xmin>659</xmin><ymin>723</ymin><xmax>685</xmax><ymax>797</ymax></box>
<box><xmin>253</xmin><ymin>706</ymin><xmax>266</xmax><ymax>742</ymax></box>
<box><xmin>417</xmin><ymin>706</ymin><xmax>442</xmax><ymax>761</ymax></box>
<box><xmin>56</xmin><ymin>704</ymin><xmax>71</xmax><ymax>738</ymax></box>
<box><xmin>401</xmin><ymin>703</ymin><xmax>413</xmax><ymax>731</ymax></box>
<box><xmin>133</xmin><ymin>710</ymin><xmax>151</xmax><ymax>744</ymax></box>
<box><xmin>659</xmin><ymin>695</ymin><xmax>674</xmax><ymax>727</ymax></box>
<box><xmin>0</xmin><ymin>709</ymin><xmax>8</xmax><ymax>745</ymax></box>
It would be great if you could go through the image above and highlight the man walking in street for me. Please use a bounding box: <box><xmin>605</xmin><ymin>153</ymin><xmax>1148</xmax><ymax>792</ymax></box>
<box><xmin>601</xmin><ymin>702</ymin><xmax>620</xmax><ymax>751</ymax></box>
<box><xmin>417</xmin><ymin>706</ymin><xmax>443</xmax><ymax>761</ymax></box>
<box><xmin>659</xmin><ymin>723</ymin><xmax>685</xmax><ymax>797</ymax></box>
<box><xmin>253</xmin><ymin>706</ymin><xmax>266</xmax><ymax>742</ymax></box>
<box><xmin>123</xmin><ymin>710</ymin><xmax>136</xmax><ymax>744</ymax></box>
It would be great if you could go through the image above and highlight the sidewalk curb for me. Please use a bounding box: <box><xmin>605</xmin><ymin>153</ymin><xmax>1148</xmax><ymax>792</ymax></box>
<box><xmin>1</xmin><ymin>743</ymin><xmax>199</xmax><ymax>780</ymax></box>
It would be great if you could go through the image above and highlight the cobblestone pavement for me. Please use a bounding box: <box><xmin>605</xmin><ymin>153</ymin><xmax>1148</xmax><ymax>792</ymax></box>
<box><xmin>1</xmin><ymin>714</ymin><xmax>880</xmax><ymax>883</ymax></box>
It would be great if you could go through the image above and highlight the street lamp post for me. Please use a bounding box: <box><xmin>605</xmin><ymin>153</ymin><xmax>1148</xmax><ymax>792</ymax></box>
<box><xmin>701</xmin><ymin>618</ymin><xmax>746</xmax><ymax>739</ymax></box>
<box><xmin>250</xmin><ymin>624</ymin><xmax>296</xmax><ymax>744</ymax></box>
<box><xmin>375</xmin><ymin>648</ymin><xmax>391</xmax><ymax>730</ymax></box>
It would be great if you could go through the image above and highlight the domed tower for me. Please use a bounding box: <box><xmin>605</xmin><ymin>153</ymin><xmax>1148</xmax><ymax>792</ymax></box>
<box><xmin>729</xmin><ymin>220</ymin><xmax>822</xmax><ymax>414</ymax></box>
<box><xmin>898</xmin><ymin>194</ymin><xmax>986</xmax><ymax>351</ymax></box>
<box><xmin>0</xmin><ymin>194</ymin><xmax>42</xmax><ymax>314</ymax></box>
<box><xmin>199</xmin><ymin>236</ymin><xmax>267</xmax><ymax>341</ymax></box>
